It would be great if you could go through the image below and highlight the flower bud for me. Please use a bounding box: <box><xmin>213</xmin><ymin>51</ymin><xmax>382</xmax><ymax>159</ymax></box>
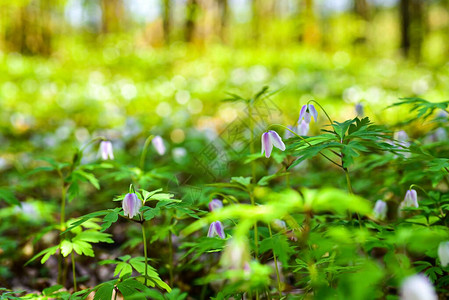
<box><xmin>438</xmin><ymin>241</ymin><xmax>449</xmax><ymax>267</ymax></box>
<box><xmin>99</xmin><ymin>141</ymin><xmax>114</xmax><ymax>160</ymax></box>
<box><xmin>207</xmin><ymin>221</ymin><xmax>225</xmax><ymax>239</ymax></box>
<box><xmin>122</xmin><ymin>193</ymin><xmax>142</xmax><ymax>218</ymax></box>
<box><xmin>298</xmin><ymin>104</ymin><xmax>318</xmax><ymax>124</ymax></box>
<box><xmin>208</xmin><ymin>199</ymin><xmax>223</xmax><ymax>212</ymax></box>
<box><xmin>152</xmin><ymin>135</ymin><xmax>166</xmax><ymax>155</ymax></box>
<box><xmin>373</xmin><ymin>200</ymin><xmax>387</xmax><ymax>220</ymax></box>
<box><xmin>400</xmin><ymin>274</ymin><xmax>437</xmax><ymax>300</ymax></box>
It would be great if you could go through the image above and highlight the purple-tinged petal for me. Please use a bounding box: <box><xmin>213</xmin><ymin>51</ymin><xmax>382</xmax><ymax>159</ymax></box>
<box><xmin>298</xmin><ymin>105</ymin><xmax>307</xmax><ymax>123</ymax></box>
<box><xmin>261</xmin><ymin>132</ymin><xmax>273</xmax><ymax>158</ymax></box>
<box><xmin>298</xmin><ymin>120</ymin><xmax>309</xmax><ymax>136</ymax></box>
<box><xmin>214</xmin><ymin>221</ymin><xmax>225</xmax><ymax>239</ymax></box>
<box><xmin>373</xmin><ymin>200</ymin><xmax>387</xmax><ymax>220</ymax></box>
<box><xmin>304</xmin><ymin>112</ymin><xmax>312</xmax><ymax>124</ymax></box>
<box><xmin>208</xmin><ymin>199</ymin><xmax>223</xmax><ymax>212</ymax></box>
<box><xmin>308</xmin><ymin>104</ymin><xmax>318</xmax><ymax>122</ymax></box>
<box><xmin>268</xmin><ymin>130</ymin><xmax>286</xmax><ymax>151</ymax></box>
<box><xmin>152</xmin><ymin>136</ymin><xmax>166</xmax><ymax>155</ymax></box>
<box><xmin>207</xmin><ymin>223</ymin><xmax>215</xmax><ymax>237</ymax></box>
<box><xmin>122</xmin><ymin>193</ymin><xmax>141</xmax><ymax>218</ymax></box>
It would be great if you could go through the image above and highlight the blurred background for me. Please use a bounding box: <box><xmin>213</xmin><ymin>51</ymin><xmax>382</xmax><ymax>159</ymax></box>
<box><xmin>2</xmin><ymin>0</ymin><xmax>449</xmax><ymax>293</ymax></box>
<box><xmin>1</xmin><ymin>0</ymin><xmax>449</xmax><ymax>152</ymax></box>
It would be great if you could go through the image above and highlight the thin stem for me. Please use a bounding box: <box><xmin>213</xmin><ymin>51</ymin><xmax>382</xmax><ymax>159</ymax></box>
<box><xmin>114</xmin><ymin>287</ymin><xmax>118</xmax><ymax>300</ymax></box>
<box><xmin>71</xmin><ymin>253</ymin><xmax>77</xmax><ymax>292</ymax></box>
<box><xmin>344</xmin><ymin>168</ymin><xmax>353</xmax><ymax>194</ymax></box>
<box><xmin>268</xmin><ymin>124</ymin><xmax>342</xmax><ymax>168</ymax></box>
<box><xmin>308</xmin><ymin>100</ymin><xmax>333</xmax><ymax>125</ymax></box>
<box><xmin>140</xmin><ymin>135</ymin><xmax>155</xmax><ymax>171</ymax></box>
<box><xmin>79</xmin><ymin>136</ymin><xmax>106</xmax><ymax>153</ymax></box>
<box><xmin>268</xmin><ymin>224</ymin><xmax>282</xmax><ymax>298</ymax></box>
<box><xmin>141</xmin><ymin>224</ymin><xmax>148</xmax><ymax>286</ymax></box>
<box><xmin>249</xmin><ymin>191</ymin><xmax>259</xmax><ymax>258</ymax></box>
<box><xmin>168</xmin><ymin>225</ymin><xmax>174</xmax><ymax>287</ymax></box>
<box><xmin>57</xmin><ymin>169</ymin><xmax>66</xmax><ymax>285</ymax></box>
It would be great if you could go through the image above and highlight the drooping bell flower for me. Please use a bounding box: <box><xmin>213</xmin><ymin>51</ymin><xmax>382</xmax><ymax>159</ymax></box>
<box><xmin>261</xmin><ymin>130</ymin><xmax>286</xmax><ymax>158</ymax></box>
<box><xmin>208</xmin><ymin>199</ymin><xmax>223</xmax><ymax>212</ymax></box>
<box><xmin>221</xmin><ymin>237</ymin><xmax>250</xmax><ymax>270</ymax></box>
<box><xmin>373</xmin><ymin>200</ymin><xmax>387</xmax><ymax>220</ymax></box>
<box><xmin>298</xmin><ymin>104</ymin><xmax>318</xmax><ymax>124</ymax></box>
<box><xmin>122</xmin><ymin>193</ymin><xmax>142</xmax><ymax>218</ymax></box>
<box><xmin>99</xmin><ymin>141</ymin><xmax>114</xmax><ymax>160</ymax></box>
<box><xmin>398</xmin><ymin>189</ymin><xmax>418</xmax><ymax>217</ymax></box>
<box><xmin>403</xmin><ymin>189</ymin><xmax>418</xmax><ymax>208</ymax></box>
<box><xmin>400</xmin><ymin>274</ymin><xmax>437</xmax><ymax>300</ymax></box>
<box><xmin>152</xmin><ymin>135</ymin><xmax>166</xmax><ymax>155</ymax></box>
<box><xmin>207</xmin><ymin>221</ymin><xmax>225</xmax><ymax>239</ymax></box>
<box><xmin>438</xmin><ymin>241</ymin><xmax>449</xmax><ymax>267</ymax></box>
<box><xmin>298</xmin><ymin>119</ymin><xmax>310</xmax><ymax>136</ymax></box>
<box><xmin>355</xmin><ymin>103</ymin><xmax>364</xmax><ymax>117</ymax></box>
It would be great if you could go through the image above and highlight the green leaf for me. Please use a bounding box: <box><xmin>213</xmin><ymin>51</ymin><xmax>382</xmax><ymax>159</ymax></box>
<box><xmin>42</xmin><ymin>285</ymin><xmax>63</xmax><ymax>296</ymax></box>
<box><xmin>74</xmin><ymin>170</ymin><xmax>100</xmax><ymax>190</ymax></box>
<box><xmin>72</xmin><ymin>240</ymin><xmax>94</xmax><ymax>257</ymax></box>
<box><xmin>93</xmin><ymin>282</ymin><xmax>115</xmax><ymax>300</ymax></box>
<box><xmin>0</xmin><ymin>188</ymin><xmax>20</xmax><ymax>206</ymax></box>
<box><xmin>114</xmin><ymin>262</ymin><xmax>133</xmax><ymax>278</ymax></box>
<box><xmin>25</xmin><ymin>245</ymin><xmax>59</xmax><ymax>265</ymax></box>
<box><xmin>230</xmin><ymin>177</ymin><xmax>251</xmax><ymax>188</ymax></box>
<box><xmin>60</xmin><ymin>240</ymin><xmax>73</xmax><ymax>257</ymax></box>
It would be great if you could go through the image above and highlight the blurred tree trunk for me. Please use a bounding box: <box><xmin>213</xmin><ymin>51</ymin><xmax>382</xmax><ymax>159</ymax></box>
<box><xmin>4</xmin><ymin>0</ymin><xmax>53</xmax><ymax>56</ymax></box>
<box><xmin>354</xmin><ymin>0</ymin><xmax>370</xmax><ymax>21</ymax></box>
<box><xmin>185</xmin><ymin>0</ymin><xmax>199</xmax><ymax>42</ymax></box>
<box><xmin>100</xmin><ymin>0</ymin><xmax>125</xmax><ymax>34</ymax></box>
<box><xmin>217</xmin><ymin>0</ymin><xmax>228</xmax><ymax>42</ymax></box>
<box><xmin>252</xmin><ymin>0</ymin><xmax>260</xmax><ymax>42</ymax></box>
<box><xmin>400</xmin><ymin>0</ymin><xmax>425</xmax><ymax>60</ymax></box>
<box><xmin>299</xmin><ymin>0</ymin><xmax>320</xmax><ymax>46</ymax></box>
<box><xmin>162</xmin><ymin>0</ymin><xmax>171</xmax><ymax>44</ymax></box>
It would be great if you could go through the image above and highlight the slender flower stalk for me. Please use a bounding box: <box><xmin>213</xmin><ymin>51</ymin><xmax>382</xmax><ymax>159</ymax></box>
<box><xmin>71</xmin><ymin>253</ymin><xmax>77</xmax><ymax>292</ymax></box>
<box><xmin>141</xmin><ymin>223</ymin><xmax>148</xmax><ymax>286</ymax></box>
<box><xmin>139</xmin><ymin>135</ymin><xmax>154</xmax><ymax>170</ymax></box>
<box><xmin>268</xmin><ymin>224</ymin><xmax>282</xmax><ymax>298</ymax></box>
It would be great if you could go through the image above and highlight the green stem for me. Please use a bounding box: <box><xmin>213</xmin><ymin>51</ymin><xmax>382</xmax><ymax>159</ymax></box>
<box><xmin>168</xmin><ymin>225</ymin><xmax>174</xmax><ymax>287</ymax></box>
<box><xmin>268</xmin><ymin>224</ymin><xmax>282</xmax><ymax>298</ymax></box>
<box><xmin>344</xmin><ymin>168</ymin><xmax>353</xmax><ymax>194</ymax></box>
<box><xmin>140</xmin><ymin>135</ymin><xmax>155</xmax><ymax>171</ymax></box>
<box><xmin>268</xmin><ymin>124</ymin><xmax>342</xmax><ymax>168</ymax></box>
<box><xmin>114</xmin><ymin>287</ymin><xmax>118</xmax><ymax>300</ymax></box>
<box><xmin>308</xmin><ymin>100</ymin><xmax>333</xmax><ymax>125</ymax></box>
<box><xmin>141</xmin><ymin>224</ymin><xmax>148</xmax><ymax>286</ymax></box>
<box><xmin>71</xmin><ymin>253</ymin><xmax>77</xmax><ymax>292</ymax></box>
<box><xmin>249</xmin><ymin>191</ymin><xmax>259</xmax><ymax>259</ymax></box>
<box><xmin>79</xmin><ymin>136</ymin><xmax>106</xmax><ymax>153</ymax></box>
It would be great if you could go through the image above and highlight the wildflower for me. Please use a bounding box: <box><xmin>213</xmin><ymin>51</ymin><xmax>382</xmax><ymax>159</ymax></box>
<box><xmin>99</xmin><ymin>141</ymin><xmax>114</xmax><ymax>160</ymax></box>
<box><xmin>400</xmin><ymin>274</ymin><xmax>437</xmax><ymax>300</ymax></box>
<box><xmin>152</xmin><ymin>136</ymin><xmax>166</xmax><ymax>155</ymax></box>
<box><xmin>122</xmin><ymin>193</ymin><xmax>142</xmax><ymax>218</ymax></box>
<box><xmin>395</xmin><ymin>130</ymin><xmax>410</xmax><ymax>148</ymax></box>
<box><xmin>221</xmin><ymin>237</ymin><xmax>250</xmax><ymax>270</ymax></box>
<box><xmin>207</xmin><ymin>221</ymin><xmax>225</xmax><ymax>239</ymax></box>
<box><xmin>403</xmin><ymin>189</ymin><xmax>418</xmax><ymax>208</ymax></box>
<box><xmin>261</xmin><ymin>130</ymin><xmax>286</xmax><ymax>158</ymax></box>
<box><xmin>273</xmin><ymin>219</ymin><xmax>287</xmax><ymax>230</ymax></box>
<box><xmin>438</xmin><ymin>241</ymin><xmax>449</xmax><ymax>267</ymax></box>
<box><xmin>373</xmin><ymin>200</ymin><xmax>387</xmax><ymax>220</ymax></box>
<box><xmin>208</xmin><ymin>199</ymin><xmax>223</xmax><ymax>212</ymax></box>
<box><xmin>355</xmin><ymin>103</ymin><xmax>364</xmax><ymax>117</ymax></box>
<box><xmin>398</xmin><ymin>189</ymin><xmax>418</xmax><ymax>217</ymax></box>
<box><xmin>298</xmin><ymin>104</ymin><xmax>318</xmax><ymax>124</ymax></box>
<box><xmin>298</xmin><ymin>119</ymin><xmax>310</xmax><ymax>136</ymax></box>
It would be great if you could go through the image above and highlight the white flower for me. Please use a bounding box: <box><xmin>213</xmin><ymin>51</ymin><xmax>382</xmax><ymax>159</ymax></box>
<box><xmin>438</xmin><ymin>241</ymin><xmax>449</xmax><ymax>267</ymax></box>
<box><xmin>400</xmin><ymin>274</ymin><xmax>437</xmax><ymax>300</ymax></box>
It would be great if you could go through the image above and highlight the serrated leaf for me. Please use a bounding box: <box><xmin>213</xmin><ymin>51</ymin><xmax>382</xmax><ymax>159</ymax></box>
<box><xmin>60</xmin><ymin>240</ymin><xmax>73</xmax><ymax>257</ymax></box>
<box><xmin>72</xmin><ymin>240</ymin><xmax>94</xmax><ymax>257</ymax></box>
